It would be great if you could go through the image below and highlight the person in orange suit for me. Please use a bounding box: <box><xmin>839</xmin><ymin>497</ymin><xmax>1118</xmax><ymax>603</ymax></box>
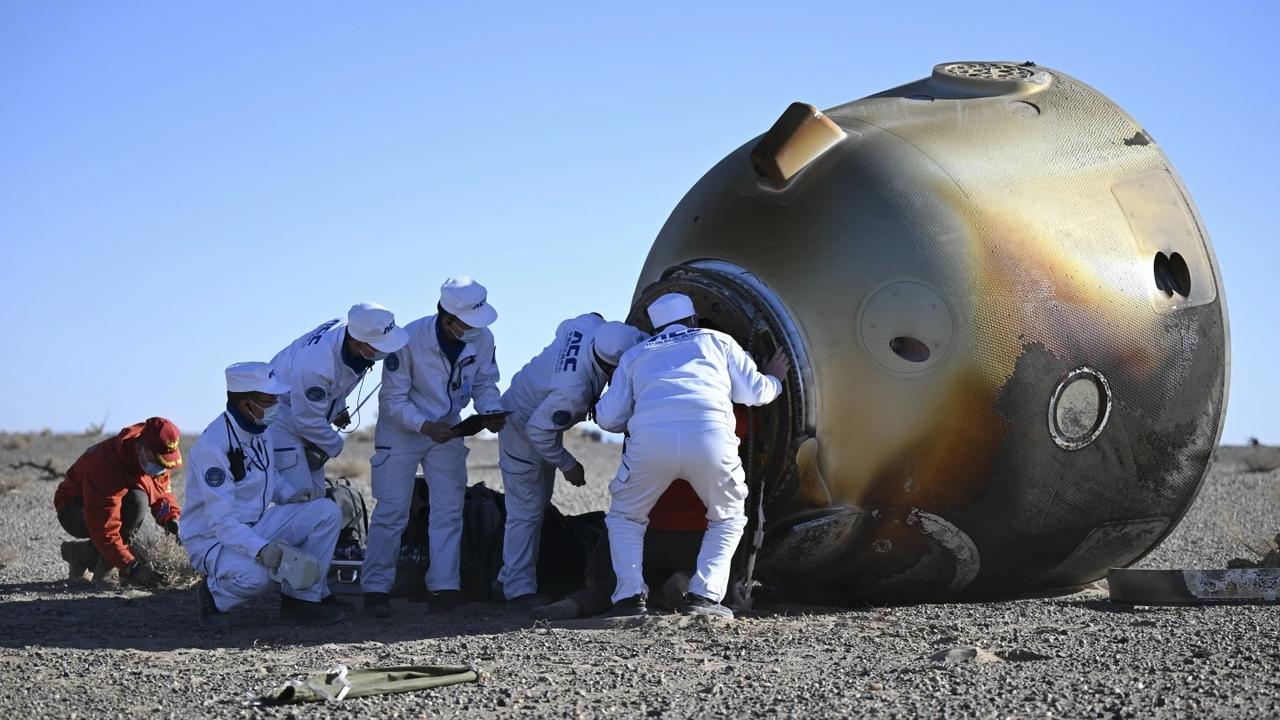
<box><xmin>53</xmin><ymin>417</ymin><xmax>184</xmax><ymax>587</ymax></box>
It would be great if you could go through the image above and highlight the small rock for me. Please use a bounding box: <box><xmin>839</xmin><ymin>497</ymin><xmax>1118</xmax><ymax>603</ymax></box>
<box><xmin>999</xmin><ymin>648</ymin><xmax>1053</xmax><ymax>662</ymax></box>
<box><xmin>929</xmin><ymin>646</ymin><xmax>1003</xmax><ymax>664</ymax></box>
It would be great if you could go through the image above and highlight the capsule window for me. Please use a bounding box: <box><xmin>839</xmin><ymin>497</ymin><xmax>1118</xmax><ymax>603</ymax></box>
<box><xmin>889</xmin><ymin>336</ymin><xmax>930</xmax><ymax>363</ymax></box>
<box><xmin>1048</xmin><ymin>367</ymin><xmax>1112</xmax><ymax>451</ymax></box>
<box><xmin>1153</xmin><ymin>251</ymin><xmax>1191</xmax><ymax>299</ymax></box>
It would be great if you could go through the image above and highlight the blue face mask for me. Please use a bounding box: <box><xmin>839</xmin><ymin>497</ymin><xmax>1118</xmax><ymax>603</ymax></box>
<box><xmin>137</xmin><ymin>446</ymin><xmax>165</xmax><ymax>477</ymax></box>
<box><xmin>252</xmin><ymin>400</ymin><xmax>281</xmax><ymax>427</ymax></box>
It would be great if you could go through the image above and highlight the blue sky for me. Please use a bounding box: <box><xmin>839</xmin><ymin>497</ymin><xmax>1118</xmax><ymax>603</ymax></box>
<box><xmin>2</xmin><ymin>2</ymin><xmax>1276</xmax><ymax>442</ymax></box>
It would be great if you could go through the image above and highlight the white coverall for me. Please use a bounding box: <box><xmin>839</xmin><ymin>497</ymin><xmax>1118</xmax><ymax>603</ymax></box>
<box><xmin>180</xmin><ymin>407</ymin><xmax>342</xmax><ymax>611</ymax></box>
<box><xmin>269</xmin><ymin>319</ymin><xmax>374</xmax><ymax>502</ymax></box>
<box><xmin>496</xmin><ymin>313</ymin><xmax>606</xmax><ymax>599</ymax></box>
<box><xmin>361</xmin><ymin>314</ymin><xmax>502</xmax><ymax>594</ymax></box>
<box><xmin>595</xmin><ymin>325</ymin><xmax>781</xmax><ymax>604</ymax></box>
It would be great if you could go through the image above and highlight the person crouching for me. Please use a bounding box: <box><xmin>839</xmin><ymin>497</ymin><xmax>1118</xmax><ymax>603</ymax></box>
<box><xmin>53</xmin><ymin>417</ymin><xmax>184</xmax><ymax>588</ymax></box>
<box><xmin>180</xmin><ymin>362</ymin><xmax>345</xmax><ymax>626</ymax></box>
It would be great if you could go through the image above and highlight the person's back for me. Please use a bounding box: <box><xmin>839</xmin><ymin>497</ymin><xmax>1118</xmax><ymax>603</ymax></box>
<box><xmin>595</xmin><ymin>292</ymin><xmax>789</xmax><ymax>619</ymax></box>
<box><xmin>597</xmin><ymin>320</ymin><xmax>782</xmax><ymax>435</ymax></box>
<box><xmin>621</xmin><ymin>325</ymin><xmax>774</xmax><ymax>429</ymax></box>
<box><xmin>269</xmin><ymin>319</ymin><xmax>343</xmax><ymax>393</ymax></box>
<box><xmin>504</xmin><ymin>313</ymin><xmax>604</xmax><ymax>430</ymax></box>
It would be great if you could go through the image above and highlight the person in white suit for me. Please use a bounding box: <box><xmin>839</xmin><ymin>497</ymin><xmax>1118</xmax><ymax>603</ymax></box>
<box><xmin>595</xmin><ymin>293</ymin><xmax>790</xmax><ymax>619</ymax></box>
<box><xmin>496</xmin><ymin>315</ymin><xmax>646</xmax><ymax>607</ymax></box>
<box><xmin>268</xmin><ymin>302</ymin><xmax>409</xmax><ymax>503</ymax></box>
<box><xmin>181</xmin><ymin>362</ymin><xmax>345</xmax><ymax>626</ymax></box>
<box><xmin>361</xmin><ymin>277</ymin><xmax>506</xmax><ymax>617</ymax></box>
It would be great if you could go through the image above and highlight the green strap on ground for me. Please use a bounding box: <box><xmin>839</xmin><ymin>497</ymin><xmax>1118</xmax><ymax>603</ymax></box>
<box><xmin>254</xmin><ymin>664</ymin><xmax>484</xmax><ymax>705</ymax></box>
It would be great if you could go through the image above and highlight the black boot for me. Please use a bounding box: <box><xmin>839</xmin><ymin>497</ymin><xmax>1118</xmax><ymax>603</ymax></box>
<box><xmin>679</xmin><ymin>592</ymin><xmax>733</xmax><ymax>619</ymax></box>
<box><xmin>605</xmin><ymin>594</ymin><xmax>649</xmax><ymax>617</ymax></box>
<box><xmin>505</xmin><ymin>593</ymin><xmax>549</xmax><ymax>612</ymax></box>
<box><xmin>530</xmin><ymin>597</ymin><xmax>583</xmax><ymax>621</ymax></box>
<box><xmin>60</xmin><ymin>540</ymin><xmax>99</xmax><ymax>582</ymax></box>
<box><xmin>196</xmin><ymin>577</ymin><xmax>228</xmax><ymax>626</ymax></box>
<box><xmin>321</xmin><ymin>594</ymin><xmax>356</xmax><ymax>611</ymax></box>
<box><xmin>280</xmin><ymin>594</ymin><xmax>345</xmax><ymax>625</ymax></box>
<box><xmin>427</xmin><ymin>589</ymin><xmax>463</xmax><ymax>613</ymax></box>
<box><xmin>363</xmin><ymin>592</ymin><xmax>391</xmax><ymax>618</ymax></box>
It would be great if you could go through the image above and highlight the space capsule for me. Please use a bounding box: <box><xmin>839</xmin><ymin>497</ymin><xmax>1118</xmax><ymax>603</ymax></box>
<box><xmin>626</xmin><ymin>61</ymin><xmax>1229</xmax><ymax>602</ymax></box>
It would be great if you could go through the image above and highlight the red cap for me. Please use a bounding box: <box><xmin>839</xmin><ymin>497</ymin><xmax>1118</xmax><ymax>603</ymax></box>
<box><xmin>141</xmin><ymin>417</ymin><xmax>183</xmax><ymax>469</ymax></box>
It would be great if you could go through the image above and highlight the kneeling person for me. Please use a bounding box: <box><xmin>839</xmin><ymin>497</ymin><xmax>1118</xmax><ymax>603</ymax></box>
<box><xmin>53</xmin><ymin>417</ymin><xmax>184</xmax><ymax>588</ymax></box>
<box><xmin>180</xmin><ymin>362</ymin><xmax>345</xmax><ymax>625</ymax></box>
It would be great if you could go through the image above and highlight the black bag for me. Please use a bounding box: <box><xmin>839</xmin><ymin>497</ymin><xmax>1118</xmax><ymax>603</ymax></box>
<box><xmin>393</xmin><ymin>479</ymin><xmax>507</xmax><ymax>600</ymax></box>
<box><xmin>324</xmin><ymin>476</ymin><xmax>369</xmax><ymax>561</ymax></box>
<box><xmin>392</xmin><ymin>479</ymin><xmax>605</xmax><ymax>601</ymax></box>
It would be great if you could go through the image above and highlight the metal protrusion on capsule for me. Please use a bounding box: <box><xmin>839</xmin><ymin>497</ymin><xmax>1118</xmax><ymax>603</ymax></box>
<box><xmin>750</xmin><ymin>102</ymin><xmax>847</xmax><ymax>190</ymax></box>
<box><xmin>1112</xmin><ymin>170</ymin><xmax>1216</xmax><ymax>312</ymax></box>
<box><xmin>795</xmin><ymin>436</ymin><xmax>833</xmax><ymax>506</ymax></box>
<box><xmin>927</xmin><ymin>61</ymin><xmax>1052</xmax><ymax>99</ymax></box>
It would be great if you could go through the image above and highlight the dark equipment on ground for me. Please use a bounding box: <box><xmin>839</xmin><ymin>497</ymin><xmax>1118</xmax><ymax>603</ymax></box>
<box><xmin>324</xmin><ymin>476</ymin><xmax>369</xmax><ymax>591</ymax></box>
<box><xmin>391</xmin><ymin>479</ymin><xmax>603</xmax><ymax>600</ymax></box>
<box><xmin>251</xmin><ymin>663</ymin><xmax>483</xmax><ymax>705</ymax></box>
<box><xmin>1109</xmin><ymin>567</ymin><xmax>1280</xmax><ymax>605</ymax></box>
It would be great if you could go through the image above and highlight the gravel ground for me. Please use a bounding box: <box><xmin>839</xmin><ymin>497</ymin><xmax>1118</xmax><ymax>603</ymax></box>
<box><xmin>1</xmin><ymin>432</ymin><xmax>1278</xmax><ymax>719</ymax></box>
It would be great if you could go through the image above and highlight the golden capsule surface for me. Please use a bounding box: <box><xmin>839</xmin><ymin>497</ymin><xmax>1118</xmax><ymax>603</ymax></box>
<box><xmin>628</xmin><ymin>62</ymin><xmax>1228</xmax><ymax>602</ymax></box>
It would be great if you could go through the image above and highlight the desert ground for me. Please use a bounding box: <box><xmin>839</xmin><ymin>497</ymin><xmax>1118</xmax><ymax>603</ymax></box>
<box><xmin>1</xmin><ymin>430</ymin><xmax>1277</xmax><ymax>718</ymax></box>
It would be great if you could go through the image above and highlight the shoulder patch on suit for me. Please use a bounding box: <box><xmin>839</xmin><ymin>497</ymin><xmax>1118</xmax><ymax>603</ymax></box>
<box><xmin>305</xmin><ymin>386</ymin><xmax>326</xmax><ymax>402</ymax></box>
<box><xmin>551</xmin><ymin>410</ymin><xmax>573</xmax><ymax>428</ymax></box>
<box><xmin>205</xmin><ymin>467</ymin><xmax>226</xmax><ymax>487</ymax></box>
<box><xmin>385</xmin><ymin>353</ymin><xmax>400</xmax><ymax>372</ymax></box>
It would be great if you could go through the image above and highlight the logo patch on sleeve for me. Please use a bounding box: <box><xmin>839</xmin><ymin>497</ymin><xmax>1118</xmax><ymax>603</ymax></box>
<box><xmin>385</xmin><ymin>353</ymin><xmax>400</xmax><ymax>372</ymax></box>
<box><xmin>305</xmin><ymin>386</ymin><xmax>327</xmax><ymax>402</ymax></box>
<box><xmin>551</xmin><ymin>410</ymin><xmax>573</xmax><ymax>428</ymax></box>
<box><xmin>205</xmin><ymin>467</ymin><xmax>226</xmax><ymax>487</ymax></box>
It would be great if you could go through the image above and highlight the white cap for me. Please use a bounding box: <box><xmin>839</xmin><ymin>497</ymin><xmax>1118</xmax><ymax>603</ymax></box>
<box><xmin>646</xmin><ymin>293</ymin><xmax>696</xmax><ymax>329</ymax></box>
<box><xmin>225</xmin><ymin>362</ymin><xmax>290</xmax><ymax>394</ymax></box>
<box><xmin>440</xmin><ymin>276</ymin><xmax>498</xmax><ymax>328</ymax></box>
<box><xmin>347</xmin><ymin>302</ymin><xmax>410</xmax><ymax>353</ymax></box>
<box><xmin>592</xmin><ymin>322</ymin><xmax>646</xmax><ymax>365</ymax></box>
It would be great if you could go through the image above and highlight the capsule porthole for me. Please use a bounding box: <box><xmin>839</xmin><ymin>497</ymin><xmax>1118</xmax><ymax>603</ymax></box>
<box><xmin>1048</xmin><ymin>368</ymin><xmax>1112</xmax><ymax>451</ymax></box>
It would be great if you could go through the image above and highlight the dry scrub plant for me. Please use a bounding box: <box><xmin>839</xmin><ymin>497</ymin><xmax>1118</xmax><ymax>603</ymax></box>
<box><xmin>135</xmin><ymin>529</ymin><xmax>199</xmax><ymax>587</ymax></box>
<box><xmin>1243</xmin><ymin>438</ymin><xmax>1280</xmax><ymax>473</ymax></box>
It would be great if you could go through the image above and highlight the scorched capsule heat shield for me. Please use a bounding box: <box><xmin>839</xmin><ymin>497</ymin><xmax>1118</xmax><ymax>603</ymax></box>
<box><xmin>626</xmin><ymin>61</ymin><xmax>1229</xmax><ymax>603</ymax></box>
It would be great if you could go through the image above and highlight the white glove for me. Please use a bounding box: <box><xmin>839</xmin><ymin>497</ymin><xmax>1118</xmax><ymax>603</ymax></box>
<box><xmin>256</xmin><ymin>543</ymin><xmax>284</xmax><ymax>569</ymax></box>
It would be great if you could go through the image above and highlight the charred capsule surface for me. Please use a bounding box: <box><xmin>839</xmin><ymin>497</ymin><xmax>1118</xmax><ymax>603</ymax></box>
<box><xmin>629</xmin><ymin>62</ymin><xmax>1229</xmax><ymax>602</ymax></box>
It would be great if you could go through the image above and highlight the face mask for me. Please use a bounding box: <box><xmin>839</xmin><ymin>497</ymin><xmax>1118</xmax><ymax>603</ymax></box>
<box><xmin>458</xmin><ymin>327</ymin><xmax>484</xmax><ymax>343</ymax></box>
<box><xmin>353</xmin><ymin>342</ymin><xmax>384</xmax><ymax>362</ymax></box>
<box><xmin>252</xmin><ymin>400</ymin><xmax>280</xmax><ymax>427</ymax></box>
<box><xmin>137</xmin><ymin>446</ymin><xmax>165</xmax><ymax>477</ymax></box>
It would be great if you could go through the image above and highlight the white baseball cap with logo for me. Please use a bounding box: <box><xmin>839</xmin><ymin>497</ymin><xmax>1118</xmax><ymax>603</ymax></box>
<box><xmin>439</xmin><ymin>276</ymin><xmax>498</xmax><ymax>328</ymax></box>
<box><xmin>646</xmin><ymin>293</ymin><xmax>696</xmax><ymax>329</ymax></box>
<box><xmin>592</xmin><ymin>322</ymin><xmax>646</xmax><ymax>365</ymax></box>
<box><xmin>225</xmin><ymin>362</ymin><xmax>291</xmax><ymax>394</ymax></box>
<box><xmin>347</xmin><ymin>302</ymin><xmax>410</xmax><ymax>352</ymax></box>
